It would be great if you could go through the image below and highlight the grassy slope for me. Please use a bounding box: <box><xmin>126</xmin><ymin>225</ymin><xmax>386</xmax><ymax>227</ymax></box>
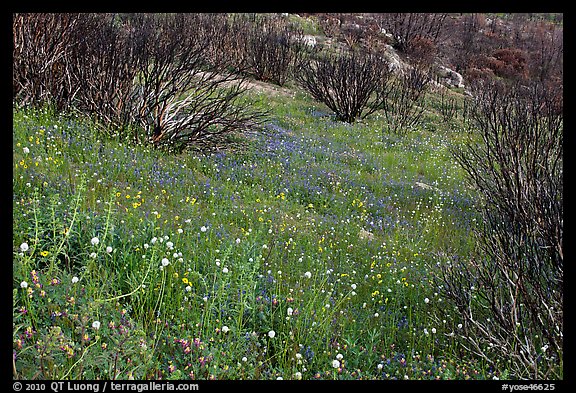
<box><xmin>12</xmin><ymin>86</ymin><xmax>493</xmax><ymax>380</ymax></box>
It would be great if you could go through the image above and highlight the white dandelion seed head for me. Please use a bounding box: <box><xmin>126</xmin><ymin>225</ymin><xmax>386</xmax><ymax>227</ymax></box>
<box><xmin>287</xmin><ymin>307</ymin><xmax>293</xmax><ymax>316</ymax></box>
<box><xmin>92</xmin><ymin>321</ymin><xmax>101</xmax><ymax>330</ymax></box>
<box><xmin>222</xmin><ymin>326</ymin><xmax>230</xmax><ymax>333</ymax></box>
<box><xmin>106</xmin><ymin>246</ymin><xmax>113</xmax><ymax>253</ymax></box>
<box><xmin>336</xmin><ymin>353</ymin><xmax>343</xmax><ymax>360</ymax></box>
<box><xmin>20</xmin><ymin>242</ymin><xmax>29</xmax><ymax>252</ymax></box>
<box><xmin>166</xmin><ymin>241</ymin><xmax>174</xmax><ymax>249</ymax></box>
<box><xmin>268</xmin><ymin>330</ymin><xmax>276</xmax><ymax>338</ymax></box>
<box><xmin>91</xmin><ymin>237</ymin><xmax>99</xmax><ymax>246</ymax></box>
<box><xmin>185</xmin><ymin>286</ymin><xmax>192</xmax><ymax>292</ymax></box>
<box><xmin>23</xmin><ymin>147</ymin><xmax>30</xmax><ymax>154</ymax></box>
<box><xmin>351</xmin><ymin>283</ymin><xmax>357</xmax><ymax>290</ymax></box>
<box><xmin>72</xmin><ymin>276</ymin><xmax>79</xmax><ymax>284</ymax></box>
<box><xmin>90</xmin><ymin>252</ymin><xmax>97</xmax><ymax>259</ymax></box>
<box><xmin>200</xmin><ymin>226</ymin><xmax>207</xmax><ymax>232</ymax></box>
<box><xmin>222</xmin><ymin>267</ymin><xmax>229</xmax><ymax>274</ymax></box>
<box><xmin>161</xmin><ymin>258</ymin><xmax>170</xmax><ymax>267</ymax></box>
<box><xmin>331</xmin><ymin>359</ymin><xmax>340</xmax><ymax>368</ymax></box>
<box><xmin>304</xmin><ymin>271</ymin><xmax>312</xmax><ymax>279</ymax></box>
<box><xmin>151</xmin><ymin>237</ymin><xmax>157</xmax><ymax>244</ymax></box>
<box><xmin>20</xmin><ymin>281</ymin><xmax>28</xmax><ymax>289</ymax></box>
<box><xmin>424</xmin><ymin>297</ymin><xmax>430</xmax><ymax>304</ymax></box>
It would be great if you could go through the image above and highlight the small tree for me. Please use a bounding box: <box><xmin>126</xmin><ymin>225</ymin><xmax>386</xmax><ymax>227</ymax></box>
<box><xmin>436</xmin><ymin>79</ymin><xmax>563</xmax><ymax>378</ymax></box>
<box><xmin>295</xmin><ymin>49</ymin><xmax>392</xmax><ymax>123</ymax></box>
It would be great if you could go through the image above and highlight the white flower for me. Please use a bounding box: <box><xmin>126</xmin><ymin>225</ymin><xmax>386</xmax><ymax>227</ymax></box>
<box><xmin>166</xmin><ymin>241</ymin><xmax>174</xmax><ymax>249</ymax></box>
<box><xmin>161</xmin><ymin>258</ymin><xmax>170</xmax><ymax>267</ymax></box>
<box><xmin>185</xmin><ymin>286</ymin><xmax>192</xmax><ymax>292</ymax></box>
<box><xmin>106</xmin><ymin>246</ymin><xmax>113</xmax><ymax>253</ymax></box>
<box><xmin>336</xmin><ymin>353</ymin><xmax>343</xmax><ymax>360</ymax></box>
<box><xmin>268</xmin><ymin>330</ymin><xmax>276</xmax><ymax>338</ymax></box>
<box><xmin>91</xmin><ymin>237</ymin><xmax>99</xmax><ymax>246</ymax></box>
<box><xmin>424</xmin><ymin>297</ymin><xmax>430</xmax><ymax>304</ymax></box>
<box><xmin>331</xmin><ymin>359</ymin><xmax>340</xmax><ymax>368</ymax></box>
<box><xmin>241</xmin><ymin>356</ymin><xmax>248</xmax><ymax>362</ymax></box>
<box><xmin>177</xmin><ymin>228</ymin><xmax>183</xmax><ymax>234</ymax></box>
<box><xmin>72</xmin><ymin>276</ymin><xmax>79</xmax><ymax>284</ymax></box>
<box><xmin>457</xmin><ymin>323</ymin><xmax>463</xmax><ymax>329</ymax></box>
<box><xmin>222</xmin><ymin>267</ymin><xmax>229</xmax><ymax>274</ymax></box>
<box><xmin>144</xmin><ymin>243</ymin><xmax>149</xmax><ymax>249</ymax></box>
<box><xmin>235</xmin><ymin>238</ymin><xmax>241</xmax><ymax>244</ymax></box>
<box><xmin>23</xmin><ymin>147</ymin><xmax>30</xmax><ymax>154</ymax></box>
<box><xmin>294</xmin><ymin>371</ymin><xmax>302</xmax><ymax>380</ymax></box>
<box><xmin>90</xmin><ymin>252</ymin><xmax>97</xmax><ymax>259</ymax></box>
<box><xmin>200</xmin><ymin>226</ymin><xmax>207</xmax><ymax>232</ymax></box>
<box><xmin>351</xmin><ymin>283</ymin><xmax>357</xmax><ymax>290</ymax></box>
<box><xmin>431</xmin><ymin>328</ymin><xmax>437</xmax><ymax>334</ymax></box>
<box><xmin>287</xmin><ymin>307</ymin><xmax>293</xmax><ymax>316</ymax></box>
<box><xmin>276</xmin><ymin>377</ymin><xmax>283</xmax><ymax>380</ymax></box>
<box><xmin>92</xmin><ymin>321</ymin><xmax>101</xmax><ymax>330</ymax></box>
<box><xmin>20</xmin><ymin>281</ymin><xmax>28</xmax><ymax>289</ymax></box>
<box><xmin>20</xmin><ymin>242</ymin><xmax>29</xmax><ymax>252</ymax></box>
<box><xmin>377</xmin><ymin>363</ymin><xmax>383</xmax><ymax>370</ymax></box>
<box><xmin>424</xmin><ymin>328</ymin><xmax>429</xmax><ymax>335</ymax></box>
<box><xmin>151</xmin><ymin>237</ymin><xmax>157</xmax><ymax>244</ymax></box>
<box><xmin>304</xmin><ymin>271</ymin><xmax>312</xmax><ymax>279</ymax></box>
<box><xmin>222</xmin><ymin>326</ymin><xmax>230</xmax><ymax>333</ymax></box>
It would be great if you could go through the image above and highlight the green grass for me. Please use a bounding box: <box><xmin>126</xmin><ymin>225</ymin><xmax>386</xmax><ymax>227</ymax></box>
<box><xmin>13</xmin><ymin>88</ymin><xmax>501</xmax><ymax>380</ymax></box>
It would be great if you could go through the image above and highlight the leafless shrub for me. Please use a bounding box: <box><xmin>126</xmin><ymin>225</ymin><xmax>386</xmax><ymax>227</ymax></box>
<box><xmin>294</xmin><ymin>48</ymin><xmax>392</xmax><ymax>123</ymax></box>
<box><xmin>438</xmin><ymin>88</ymin><xmax>459</xmax><ymax>123</ymax></box>
<box><xmin>437</xmin><ymin>79</ymin><xmax>563</xmax><ymax>378</ymax></box>
<box><xmin>13</xmin><ymin>13</ymin><xmax>266</xmax><ymax>151</ymax></box>
<box><xmin>239</xmin><ymin>14</ymin><xmax>306</xmax><ymax>86</ymax></box>
<box><xmin>381</xmin><ymin>66</ymin><xmax>431</xmax><ymax>134</ymax></box>
<box><xmin>13</xmin><ymin>13</ymin><xmax>82</xmax><ymax>110</ymax></box>
<box><xmin>376</xmin><ymin>13</ymin><xmax>447</xmax><ymax>53</ymax></box>
<box><xmin>318</xmin><ymin>15</ymin><xmax>341</xmax><ymax>38</ymax></box>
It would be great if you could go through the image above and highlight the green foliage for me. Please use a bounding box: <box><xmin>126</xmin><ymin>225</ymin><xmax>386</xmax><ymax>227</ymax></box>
<box><xmin>12</xmin><ymin>75</ymin><xmax>559</xmax><ymax>380</ymax></box>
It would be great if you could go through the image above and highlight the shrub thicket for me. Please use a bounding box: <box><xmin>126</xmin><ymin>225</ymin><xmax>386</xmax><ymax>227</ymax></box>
<box><xmin>436</xmin><ymin>79</ymin><xmax>563</xmax><ymax>379</ymax></box>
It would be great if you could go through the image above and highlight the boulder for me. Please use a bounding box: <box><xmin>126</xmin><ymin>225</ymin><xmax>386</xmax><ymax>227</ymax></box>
<box><xmin>359</xmin><ymin>228</ymin><xmax>375</xmax><ymax>241</ymax></box>
<box><xmin>436</xmin><ymin>65</ymin><xmax>465</xmax><ymax>89</ymax></box>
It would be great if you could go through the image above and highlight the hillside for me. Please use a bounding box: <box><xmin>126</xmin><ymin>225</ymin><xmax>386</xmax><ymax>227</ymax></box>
<box><xmin>13</xmin><ymin>13</ymin><xmax>563</xmax><ymax>381</ymax></box>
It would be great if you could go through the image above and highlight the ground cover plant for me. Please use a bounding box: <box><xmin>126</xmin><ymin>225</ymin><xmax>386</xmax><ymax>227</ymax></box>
<box><xmin>13</xmin><ymin>12</ymin><xmax>562</xmax><ymax>381</ymax></box>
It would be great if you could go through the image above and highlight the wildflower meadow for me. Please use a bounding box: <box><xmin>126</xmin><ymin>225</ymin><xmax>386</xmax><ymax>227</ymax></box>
<box><xmin>14</xmin><ymin>87</ymin><xmax>514</xmax><ymax>381</ymax></box>
<box><xmin>13</xmin><ymin>13</ymin><xmax>563</xmax><ymax>382</ymax></box>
